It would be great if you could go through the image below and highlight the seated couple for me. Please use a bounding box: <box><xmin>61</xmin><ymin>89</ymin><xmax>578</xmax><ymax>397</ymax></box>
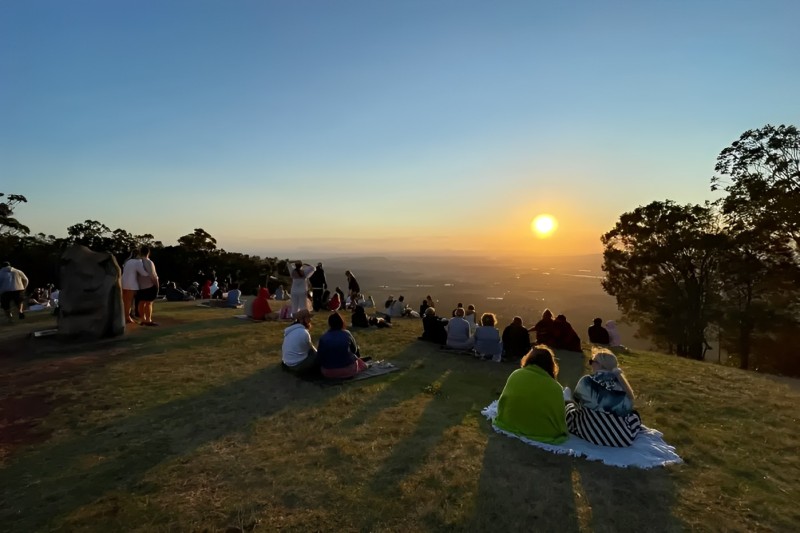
<box><xmin>434</xmin><ymin>308</ymin><xmax>504</xmax><ymax>361</ymax></box>
<box><xmin>379</xmin><ymin>295</ymin><xmax>417</xmax><ymax>320</ymax></box>
<box><xmin>281</xmin><ymin>310</ymin><xmax>371</xmax><ymax>379</ymax></box>
<box><xmin>530</xmin><ymin>309</ymin><xmax>582</xmax><ymax>353</ymax></box>
<box><xmin>494</xmin><ymin>346</ymin><xmax>641</xmax><ymax>447</ymax></box>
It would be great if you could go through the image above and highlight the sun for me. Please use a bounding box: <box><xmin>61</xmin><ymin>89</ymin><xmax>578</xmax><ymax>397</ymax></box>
<box><xmin>531</xmin><ymin>214</ymin><xmax>558</xmax><ymax>238</ymax></box>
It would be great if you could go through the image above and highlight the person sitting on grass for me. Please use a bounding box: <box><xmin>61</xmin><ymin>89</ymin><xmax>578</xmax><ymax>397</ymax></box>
<box><xmin>351</xmin><ymin>304</ymin><xmax>370</xmax><ymax>328</ymax></box>
<box><xmin>493</xmin><ymin>346</ymin><xmax>569</xmax><ymax>444</ymax></box>
<box><xmin>250</xmin><ymin>287</ymin><xmax>278</xmax><ymax>321</ymax></box>
<box><xmin>281</xmin><ymin>309</ymin><xmax>319</xmax><ymax>375</ymax></box>
<box><xmin>464</xmin><ymin>304</ymin><xmax>478</xmax><ymax>334</ymax></box>
<box><xmin>551</xmin><ymin>314</ymin><xmax>582</xmax><ymax>353</ymax></box>
<box><xmin>318</xmin><ymin>311</ymin><xmax>370</xmax><ymax>379</ymax></box>
<box><xmin>564</xmin><ymin>349</ymin><xmax>641</xmax><ymax>447</ymax></box>
<box><xmin>588</xmin><ymin>317</ymin><xmax>610</xmax><ymax>345</ymax></box>
<box><xmin>164</xmin><ymin>282</ymin><xmax>194</xmax><ymax>301</ymax></box>
<box><xmin>328</xmin><ymin>290</ymin><xmax>342</xmax><ymax>312</ymax></box>
<box><xmin>473</xmin><ymin>312</ymin><xmax>503</xmax><ymax>361</ymax></box>
<box><xmin>446</xmin><ymin>307</ymin><xmax>474</xmax><ymax>350</ymax></box>
<box><xmin>225</xmin><ymin>283</ymin><xmax>243</xmax><ymax>308</ymax></box>
<box><xmin>420</xmin><ymin>307</ymin><xmax>448</xmax><ymax>344</ymax></box>
<box><xmin>502</xmin><ymin>316</ymin><xmax>531</xmax><ymax>362</ymax></box>
<box><xmin>529</xmin><ymin>308</ymin><xmax>555</xmax><ymax>345</ymax></box>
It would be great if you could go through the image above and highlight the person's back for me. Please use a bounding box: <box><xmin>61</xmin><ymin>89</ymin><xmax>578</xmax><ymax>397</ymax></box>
<box><xmin>574</xmin><ymin>372</ymin><xmax>633</xmax><ymax>416</ymax></box>
<box><xmin>588</xmin><ymin>319</ymin><xmax>610</xmax><ymax>344</ymax></box>
<box><xmin>282</xmin><ymin>323</ymin><xmax>312</xmax><ymax>366</ymax></box>
<box><xmin>502</xmin><ymin>318</ymin><xmax>531</xmax><ymax>361</ymax></box>
<box><xmin>352</xmin><ymin>306</ymin><xmax>370</xmax><ymax>328</ymax></box>
<box><xmin>532</xmin><ymin>315</ymin><xmax>555</xmax><ymax>345</ymax></box>
<box><xmin>226</xmin><ymin>287</ymin><xmax>242</xmax><ymax>308</ymax></box>
<box><xmin>566</xmin><ymin>350</ymin><xmax>640</xmax><ymax>447</ymax></box>
<box><xmin>318</xmin><ymin>329</ymin><xmax>358</xmax><ymax>370</ymax></box>
<box><xmin>250</xmin><ymin>288</ymin><xmax>273</xmax><ymax>320</ymax></box>
<box><xmin>446</xmin><ymin>312</ymin><xmax>473</xmax><ymax>350</ymax></box>
<box><xmin>474</xmin><ymin>325</ymin><xmax>502</xmax><ymax>359</ymax></box>
<box><xmin>494</xmin><ymin>349</ymin><xmax>568</xmax><ymax>444</ymax></box>
<box><xmin>422</xmin><ymin>309</ymin><xmax>447</xmax><ymax>344</ymax></box>
<box><xmin>606</xmin><ymin>320</ymin><xmax>622</xmax><ymax>346</ymax></box>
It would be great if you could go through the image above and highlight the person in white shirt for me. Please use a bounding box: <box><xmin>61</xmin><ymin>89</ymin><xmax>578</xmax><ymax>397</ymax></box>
<box><xmin>0</xmin><ymin>261</ymin><xmax>29</xmax><ymax>322</ymax></box>
<box><xmin>136</xmin><ymin>246</ymin><xmax>160</xmax><ymax>326</ymax></box>
<box><xmin>121</xmin><ymin>250</ymin><xmax>150</xmax><ymax>324</ymax></box>
<box><xmin>281</xmin><ymin>309</ymin><xmax>319</xmax><ymax>375</ymax></box>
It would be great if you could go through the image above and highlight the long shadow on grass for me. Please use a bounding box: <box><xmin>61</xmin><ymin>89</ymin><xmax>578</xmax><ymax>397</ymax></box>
<box><xmin>363</xmin><ymin>366</ymin><xmax>487</xmax><ymax>495</ymax></box>
<box><xmin>462</xmin><ymin>429</ymin><xmax>581</xmax><ymax>532</ymax></box>
<box><xmin>463</xmin><ymin>429</ymin><xmax>683</xmax><ymax>532</ymax></box>
<box><xmin>573</xmin><ymin>458</ymin><xmax>682</xmax><ymax>532</ymax></box>
<box><xmin>0</xmin><ymin>363</ymin><xmax>344</xmax><ymax>531</ymax></box>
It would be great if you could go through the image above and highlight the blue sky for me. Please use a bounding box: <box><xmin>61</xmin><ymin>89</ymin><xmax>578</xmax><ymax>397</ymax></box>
<box><xmin>1</xmin><ymin>0</ymin><xmax>798</xmax><ymax>255</ymax></box>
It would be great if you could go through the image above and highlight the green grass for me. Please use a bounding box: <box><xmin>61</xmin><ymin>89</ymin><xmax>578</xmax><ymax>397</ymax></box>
<box><xmin>1</xmin><ymin>302</ymin><xmax>799</xmax><ymax>532</ymax></box>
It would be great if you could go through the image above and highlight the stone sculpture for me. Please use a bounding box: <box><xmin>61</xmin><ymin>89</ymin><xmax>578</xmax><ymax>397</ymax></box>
<box><xmin>58</xmin><ymin>245</ymin><xmax>125</xmax><ymax>338</ymax></box>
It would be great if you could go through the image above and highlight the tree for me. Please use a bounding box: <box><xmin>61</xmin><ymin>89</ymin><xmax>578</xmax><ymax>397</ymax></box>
<box><xmin>0</xmin><ymin>193</ymin><xmax>30</xmax><ymax>236</ymax></box>
<box><xmin>711</xmin><ymin>125</ymin><xmax>800</xmax><ymax>369</ymax></box>
<box><xmin>177</xmin><ymin>228</ymin><xmax>217</xmax><ymax>253</ymax></box>
<box><xmin>66</xmin><ymin>220</ymin><xmax>112</xmax><ymax>251</ymax></box>
<box><xmin>712</xmin><ymin>124</ymin><xmax>800</xmax><ymax>249</ymax></box>
<box><xmin>601</xmin><ymin>201</ymin><xmax>724</xmax><ymax>360</ymax></box>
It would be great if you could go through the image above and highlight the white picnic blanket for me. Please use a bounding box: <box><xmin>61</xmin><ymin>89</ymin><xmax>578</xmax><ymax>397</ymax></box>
<box><xmin>481</xmin><ymin>400</ymin><xmax>682</xmax><ymax>469</ymax></box>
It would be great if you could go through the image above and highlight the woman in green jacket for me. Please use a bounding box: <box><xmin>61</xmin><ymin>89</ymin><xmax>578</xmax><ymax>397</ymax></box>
<box><xmin>494</xmin><ymin>346</ymin><xmax>569</xmax><ymax>445</ymax></box>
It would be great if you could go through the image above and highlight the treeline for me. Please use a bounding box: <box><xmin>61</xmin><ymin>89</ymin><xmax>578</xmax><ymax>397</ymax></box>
<box><xmin>0</xmin><ymin>213</ymin><xmax>292</xmax><ymax>297</ymax></box>
<box><xmin>601</xmin><ymin>124</ymin><xmax>800</xmax><ymax>376</ymax></box>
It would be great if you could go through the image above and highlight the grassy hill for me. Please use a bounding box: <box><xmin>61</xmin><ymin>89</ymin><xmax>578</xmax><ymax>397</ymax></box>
<box><xmin>1</xmin><ymin>302</ymin><xmax>798</xmax><ymax>532</ymax></box>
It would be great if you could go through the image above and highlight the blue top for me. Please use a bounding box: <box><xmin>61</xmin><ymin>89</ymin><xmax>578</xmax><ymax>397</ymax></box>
<box><xmin>226</xmin><ymin>289</ymin><xmax>241</xmax><ymax>307</ymax></box>
<box><xmin>474</xmin><ymin>326</ymin><xmax>502</xmax><ymax>356</ymax></box>
<box><xmin>574</xmin><ymin>371</ymin><xmax>634</xmax><ymax>416</ymax></box>
<box><xmin>317</xmin><ymin>329</ymin><xmax>359</xmax><ymax>369</ymax></box>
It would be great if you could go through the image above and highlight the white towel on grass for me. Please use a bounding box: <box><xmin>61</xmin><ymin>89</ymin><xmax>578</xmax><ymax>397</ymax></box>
<box><xmin>481</xmin><ymin>400</ymin><xmax>682</xmax><ymax>469</ymax></box>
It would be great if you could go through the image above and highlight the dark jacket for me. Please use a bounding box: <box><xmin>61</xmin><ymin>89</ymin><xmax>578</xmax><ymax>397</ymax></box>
<box><xmin>309</xmin><ymin>268</ymin><xmax>327</xmax><ymax>289</ymax></box>
<box><xmin>588</xmin><ymin>324</ymin><xmax>610</xmax><ymax>344</ymax></box>
<box><xmin>422</xmin><ymin>314</ymin><xmax>448</xmax><ymax>344</ymax></box>
<box><xmin>502</xmin><ymin>323</ymin><xmax>531</xmax><ymax>360</ymax></box>
<box><xmin>318</xmin><ymin>329</ymin><xmax>360</xmax><ymax>370</ymax></box>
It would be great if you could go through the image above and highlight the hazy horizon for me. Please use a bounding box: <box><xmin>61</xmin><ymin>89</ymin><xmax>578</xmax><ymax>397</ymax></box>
<box><xmin>3</xmin><ymin>1</ymin><xmax>798</xmax><ymax>257</ymax></box>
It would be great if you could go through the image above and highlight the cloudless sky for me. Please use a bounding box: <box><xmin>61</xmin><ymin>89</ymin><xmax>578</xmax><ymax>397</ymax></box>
<box><xmin>2</xmin><ymin>0</ymin><xmax>798</xmax><ymax>256</ymax></box>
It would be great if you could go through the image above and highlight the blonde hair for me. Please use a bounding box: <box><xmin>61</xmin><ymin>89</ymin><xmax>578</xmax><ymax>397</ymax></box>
<box><xmin>591</xmin><ymin>347</ymin><xmax>635</xmax><ymax>400</ymax></box>
<box><xmin>481</xmin><ymin>312</ymin><xmax>496</xmax><ymax>326</ymax></box>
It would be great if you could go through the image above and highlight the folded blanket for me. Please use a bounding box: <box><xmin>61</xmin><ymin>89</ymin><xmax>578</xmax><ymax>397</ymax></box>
<box><xmin>481</xmin><ymin>400</ymin><xmax>682</xmax><ymax>469</ymax></box>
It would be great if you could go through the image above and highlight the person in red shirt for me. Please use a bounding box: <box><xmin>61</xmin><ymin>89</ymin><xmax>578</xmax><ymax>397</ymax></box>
<box><xmin>250</xmin><ymin>287</ymin><xmax>277</xmax><ymax>320</ymax></box>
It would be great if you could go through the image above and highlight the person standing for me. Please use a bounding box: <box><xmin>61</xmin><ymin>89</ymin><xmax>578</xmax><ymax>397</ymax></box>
<box><xmin>309</xmin><ymin>262</ymin><xmax>328</xmax><ymax>312</ymax></box>
<box><xmin>121</xmin><ymin>250</ymin><xmax>150</xmax><ymax>324</ymax></box>
<box><xmin>290</xmin><ymin>261</ymin><xmax>315</xmax><ymax>315</ymax></box>
<box><xmin>344</xmin><ymin>270</ymin><xmax>360</xmax><ymax>308</ymax></box>
<box><xmin>137</xmin><ymin>246</ymin><xmax>160</xmax><ymax>326</ymax></box>
<box><xmin>0</xmin><ymin>261</ymin><xmax>29</xmax><ymax>323</ymax></box>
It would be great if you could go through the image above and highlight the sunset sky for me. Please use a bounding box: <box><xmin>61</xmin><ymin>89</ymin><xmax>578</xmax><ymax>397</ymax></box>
<box><xmin>2</xmin><ymin>0</ymin><xmax>798</xmax><ymax>256</ymax></box>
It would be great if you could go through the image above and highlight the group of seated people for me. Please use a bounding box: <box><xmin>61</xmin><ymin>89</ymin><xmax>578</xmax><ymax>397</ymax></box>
<box><xmin>281</xmin><ymin>309</ymin><xmax>371</xmax><ymax>379</ymax></box>
<box><xmin>420</xmin><ymin>306</ymin><xmax>606</xmax><ymax>356</ymax></box>
<box><xmin>494</xmin><ymin>345</ymin><xmax>642</xmax><ymax>447</ymax></box>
